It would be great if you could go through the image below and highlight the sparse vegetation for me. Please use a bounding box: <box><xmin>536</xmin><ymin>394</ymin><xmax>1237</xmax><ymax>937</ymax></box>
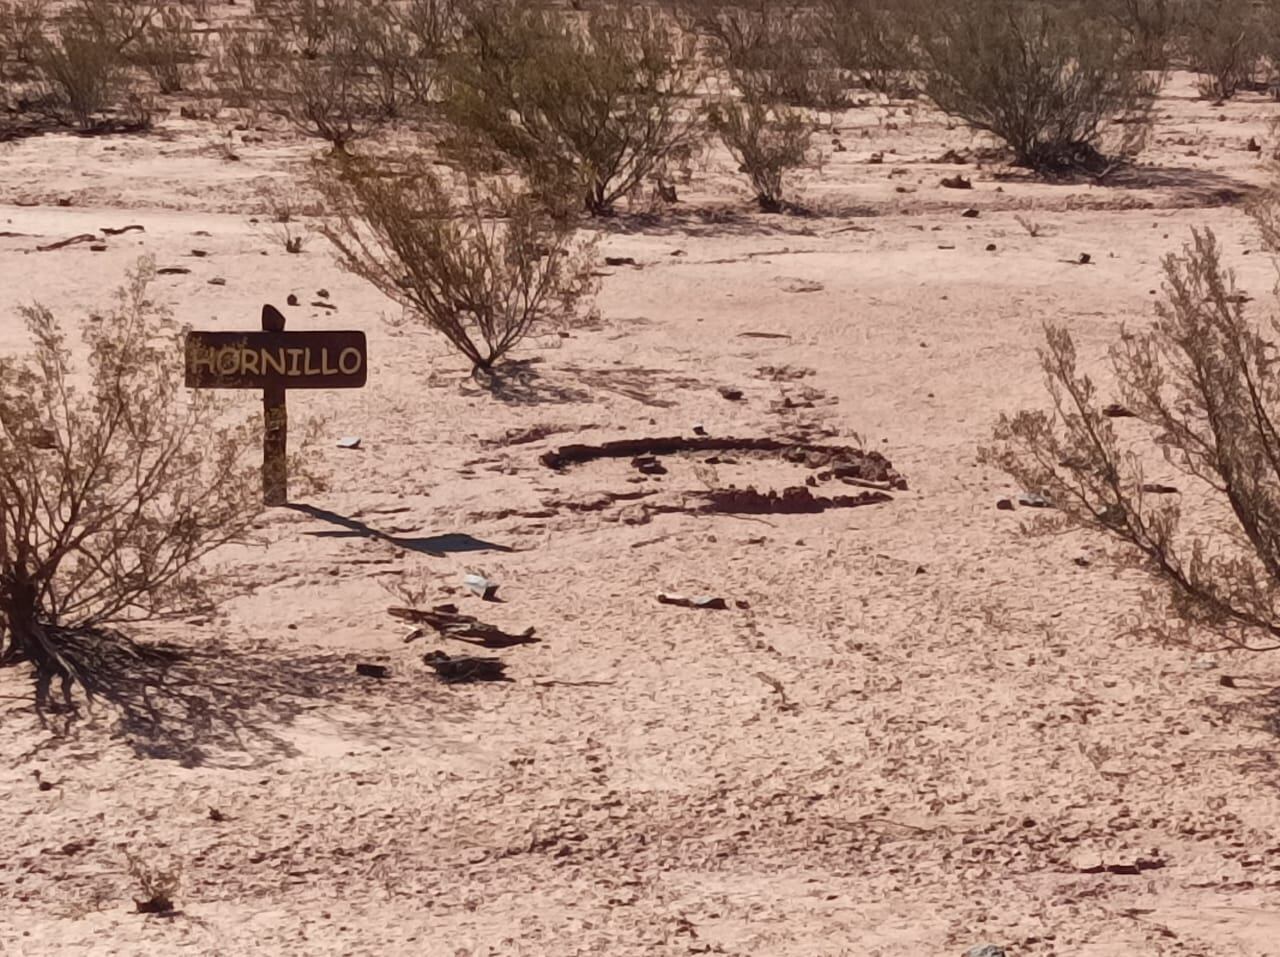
<box><xmin>315</xmin><ymin>155</ymin><xmax>598</xmax><ymax>375</ymax></box>
<box><xmin>984</xmin><ymin>226</ymin><xmax>1280</xmax><ymax>651</ymax></box>
<box><xmin>0</xmin><ymin>0</ymin><xmax>50</xmax><ymax>64</ymax></box>
<box><xmin>709</xmin><ymin>92</ymin><xmax>816</xmax><ymax>211</ymax></box>
<box><xmin>32</xmin><ymin>23</ymin><xmax>130</xmax><ymax>130</ymax></box>
<box><xmin>131</xmin><ymin>4</ymin><xmax>202</xmax><ymax>94</ymax></box>
<box><xmin>1183</xmin><ymin>0</ymin><xmax>1260</xmax><ymax>100</ymax></box>
<box><xmin>0</xmin><ymin>260</ymin><xmax>261</xmax><ymax>712</ymax></box>
<box><xmin>443</xmin><ymin>1</ymin><xmax>702</xmax><ymax>216</ymax></box>
<box><xmin>917</xmin><ymin>0</ymin><xmax>1153</xmax><ymax>173</ymax></box>
<box><xmin>815</xmin><ymin>0</ymin><xmax>917</xmax><ymax>96</ymax></box>
<box><xmin>699</xmin><ymin>0</ymin><xmax>849</xmax><ymax>109</ymax></box>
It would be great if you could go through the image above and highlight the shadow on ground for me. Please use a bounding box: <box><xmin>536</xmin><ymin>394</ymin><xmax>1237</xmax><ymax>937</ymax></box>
<box><xmin>288</xmin><ymin>503</ymin><xmax>516</xmax><ymax>555</ymax></box>
<box><xmin>474</xmin><ymin>358</ymin><xmax>707</xmax><ymax>408</ymax></box>
<box><xmin>6</xmin><ymin>634</ymin><xmax>475</xmax><ymax>770</ymax></box>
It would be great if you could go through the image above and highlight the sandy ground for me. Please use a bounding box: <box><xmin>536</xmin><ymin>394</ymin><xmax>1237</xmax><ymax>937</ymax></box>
<box><xmin>4</xmin><ymin>71</ymin><xmax>1280</xmax><ymax>956</ymax></box>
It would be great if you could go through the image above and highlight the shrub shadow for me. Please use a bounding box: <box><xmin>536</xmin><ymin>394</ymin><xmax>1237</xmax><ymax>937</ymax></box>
<box><xmin>288</xmin><ymin>503</ymin><xmax>516</xmax><ymax>555</ymax></box>
<box><xmin>11</xmin><ymin>634</ymin><xmax>473</xmax><ymax>769</ymax></box>
<box><xmin>479</xmin><ymin>359</ymin><xmax>706</xmax><ymax>408</ymax></box>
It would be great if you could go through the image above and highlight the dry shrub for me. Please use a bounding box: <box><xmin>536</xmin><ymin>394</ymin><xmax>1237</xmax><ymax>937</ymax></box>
<box><xmin>983</xmin><ymin>226</ymin><xmax>1280</xmax><ymax>651</ymax></box>
<box><xmin>69</xmin><ymin>0</ymin><xmax>162</xmax><ymax>53</ymax></box>
<box><xmin>0</xmin><ymin>260</ymin><xmax>262</xmax><ymax>712</ymax></box>
<box><xmin>918</xmin><ymin>0</ymin><xmax>1153</xmax><ymax>173</ymax></box>
<box><xmin>815</xmin><ymin>0</ymin><xmax>918</xmax><ymax>97</ymax></box>
<box><xmin>0</xmin><ymin>0</ymin><xmax>50</xmax><ymax>63</ymax></box>
<box><xmin>131</xmin><ymin>4</ymin><xmax>202</xmax><ymax>93</ymax></box>
<box><xmin>443</xmin><ymin>1</ymin><xmax>702</xmax><ymax>216</ymax></box>
<box><xmin>698</xmin><ymin>0</ymin><xmax>848</xmax><ymax>109</ymax></box>
<box><xmin>1083</xmin><ymin>0</ymin><xmax>1181</xmax><ymax>71</ymax></box>
<box><xmin>315</xmin><ymin>154</ymin><xmax>598</xmax><ymax>375</ymax></box>
<box><xmin>709</xmin><ymin>92</ymin><xmax>816</xmax><ymax>211</ymax></box>
<box><xmin>32</xmin><ymin>23</ymin><xmax>129</xmax><ymax>130</ymax></box>
<box><xmin>1183</xmin><ymin>0</ymin><xmax>1260</xmax><ymax>100</ymax></box>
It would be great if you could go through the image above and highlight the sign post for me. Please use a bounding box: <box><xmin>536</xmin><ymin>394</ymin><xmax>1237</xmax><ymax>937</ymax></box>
<box><xmin>185</xmin><ymin>305</ymin><xmax>368</xmax><ymax>506</ymax></box>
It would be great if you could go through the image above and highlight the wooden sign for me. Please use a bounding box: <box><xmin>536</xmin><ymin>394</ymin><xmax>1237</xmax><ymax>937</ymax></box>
<box><xmin>185</xmin><ymin>305</ymin><xmax>368</xmax><ymax>506</ymax></box>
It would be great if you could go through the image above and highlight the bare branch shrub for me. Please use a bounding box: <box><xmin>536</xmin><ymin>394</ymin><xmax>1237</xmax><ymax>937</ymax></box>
<box><xmin>131</xmin><ymin>4</ymin><xmax>202</xmax><ymax>93</ymax></box>
<box><xmin>814</xmin><ymin>0</ymin><xmax>918</xmax><ymax>97</ymax></box>
<box><xmin>0</xmin><ymin>0</ymin><xmax>50</xmax><ymax>63</ymax></box>
<box><xmin>211</xmin><ymin>24</ymin><xmax>281</xmax><ymax>126</ymax></box>
<box><xmin>0</xmin><ymin>260</ymin><xmax>262</xmax><ymax>711</ymax></box>
<box><xmin>983</xmin><ymin>227</ymin><xmax>1280</xmax><ymax>651</ymax></box>
<box><xmin>68</xmin><ymin>0</ymin><xmax>162</xmax><ymax>54</ymax></box>
<box><xmin>224</xmin><ymin>0</ymin><xmax>386</xmax><ymax>151</ymax></box>
<box><xmin>32</xmin><ymin>23</ymin><xmax>130</xmax><ymax>130</ymax></box>
<box><xmin>1082</xmin><ymin>0</ymin><xmax>1181</xmax><ymax>71</ymax></box>
<box><xmin>709</xmin><ymin>91</ymin><xmax>816</xmax><ymax>211</ymax></box>
<box><xmin>314</xmin><ymin>154</ymin><xmax>598</xmax><ymax>374</ymax></box>
<box><xmin>253</xmin><ymin>182</ymin><xmax>316</xmax><ymax>253</ymax></box>
<box><xmin>917</xmin><ymin>0</ymin><xmax>1153</xmax><ymax>173</ymax></box>
<box><xmin>698</xmin><ymin>0</ymin><xmax>848</xmax><ymax>109</ymax></box>
<box><xmin>443</xmin><ymin>1</ymin><xmax>702</xmax><ymax>216</ymax></box>
<box><xmin>1183</xmin><ymin>0</ymin><xmax>1260</xmax><ymax>100</ymax></box>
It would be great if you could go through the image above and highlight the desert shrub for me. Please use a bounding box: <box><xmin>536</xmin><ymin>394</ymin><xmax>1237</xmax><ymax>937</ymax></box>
<box><xmin>346</xmin><ymin>0</ymin><xmax>453</xmax><ymax>119</ymax></box>
<box><xmin>68</xmin><ymin>0</ymin><xmax>161</xmax><ymax>54</ymax></box>
<box><xmin>814</xmin><ymin>0</ymin><xmax>918</xmax><ymax>96</ymax></box>
<box><xmin>315</xmin><ymin>155</ymin><xmax>598</xmax><ymax>374</ymax></box>
<box><xmin>33</xmin><ymin>23</ymin><xmax>128</xmax><ymax>129</ymax></box>
<box><xmin>211</xmin><ymin>24</ymin><xmax>281</xmax><ymax>124</ymax></box>
<box><xmin>917</xmin><ymin>0</ymin><xmax>1153</xmax><ymax>172</ymax></box>
<box><xmin>0</xmin><ymin>0</ymin><xmax>50</xmax><ymax>63</ymax></box>
<box><xmin>709</xmin><ymin>92</ymin><xmax>816</xmax><ymax>210</ymax></box>
<box><xmin>1183</xmin><ymin>0</ymin><xmax>1260</xmax><ymax>100</ymax></box>
<box><xmin>698</xmin><ymin>0</ymin><xmax>848</xmax><ymax>109</ymax></box>
<box><xmin>131</xmin><ymin>4</ymin><xmax>201</xmax><ymax>93</ymax></box>
<box><xmin>1082</xmin><ymin>0</ymin><xmax>1181</xmax><ymax>71</ymax></box>
<box><xmin>221</xmin><ymin>0</ymin><xmax>385</xmax><ymax>151</ymax></box>
<box><xmin>443</xmin><ymin>1</ymin><xmax>702</xmax><ymax>216</ymax></box>
<box><xmin>0</xmin><ymin>260</ymin><xmax>261</xmax><ymax>710</ymax></box>
<box><xmin>983</xmin><ymin>227</ymin><xmax>1280</xmax><ymax>652</ymax></box>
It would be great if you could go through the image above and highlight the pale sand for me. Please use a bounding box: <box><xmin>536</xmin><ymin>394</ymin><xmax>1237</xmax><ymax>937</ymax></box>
<box><xmin>3</xmin><ymin>70</ymin><xmax>1280</xmax><ymax>956</ymax></box>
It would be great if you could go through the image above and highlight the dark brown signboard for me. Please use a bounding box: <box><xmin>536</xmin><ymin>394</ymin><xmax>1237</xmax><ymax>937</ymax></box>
<box><xmin>184</xmin><ymin>305</ymin><xmax>369</xmax><ymax>506</ymax></box>
<box><xmin>185</xmin><ymin>330</ymin><xmax>367</xmax><ymax>389</ymax></box>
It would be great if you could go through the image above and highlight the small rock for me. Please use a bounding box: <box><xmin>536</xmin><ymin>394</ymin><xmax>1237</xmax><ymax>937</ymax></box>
<box><xmin>657</xmin><ymin>593</ymin><xmax>728</xmax><ymax>610</ymax></box>
<box><xmin>964</xmin><ymin>946</ymin><xmax>1006</xmax><ymax>957</ymax></box>
<box><xmin>317</xmin><ymin>288</ymin><xmax>330</xmax><ymax>298</ymax></box>
<box><xmin>90</xmin><ymin>244</ymin><xmax>107</xmax><ymax>252</ymax></box>
<box><xmin>985</xmin><ymin>243</ymin><xmax>997</xmax><ymax>251</ymax></box>
<box><xmin>191</xmin><ymin>249</ymin><xmax>208</xmax><ymax>257</ymax></box>
<box><xmin>1102</xmin><ymin>403</ymin><xmax>1135</xmax><ymax>417</ymax></box>
<box><xmin>157</xmin><ymin>266</ymin><xmax>190</xmax><ymax>275</ymax></box>
<box><xmin>336</xmin><ymin>436</ymin><xmax>361</xmax><ymax>449</ymax></box>
<box><xmin>604</xmin><ymin>256</ymin><xmax>638</xmax><ymax>267</ymax></box>
<box><xmin>961</xmin><ymin>207</ymin><xmax>980</xmax><ymax>218</ymax></box>
<box><xmin>1140</xmin><ymin>482</ymin><xmax>1178</xmax><ymax>494</ymax></box>
<box><xmin>1247</xmin><ymin>137</ymin><xmax>1262</xmax><ymax>152</ymax></box>
<box><xmin>355</xmin><ymin>663</ymin><xmax>390</xmax><ymax>679</ymax></box>
<box><xmin>287</xmin><ymin>294</ymin><xmax>299</xmax><ymax>306</ymax></box>
<box><xmin>1017</xmin><ymin>491</ymin><xmax>1052</xmax><ymax>508</ymax></box>
<box><xmin>1219</xmin><ymin>674</ymin><xmax>1237</xmax><ymax>688</ymax></box>
<box><xmin>463</xmin><ymin>573</ymin><xmax>500</xmax><ymax>601</ymax></box>
<box><xmin>692</xmin><ymin>425</ymin><xmax>707</xmax><ymax>436</ymax></box>
<box><xmin>208</xmin><ymin>277</ymin><xmax>227</xmax><ymax>286</ymax></box>
<box><xmin>996</xmin><ymin>498</ymin><xmax>1015</xmax><ymax>510</ymax></box>
<box><xmin>631</xmin><ymin>455</ymin><xmax>667</xmax><ymax>475</ymax></box>
<box><xmin>717</xmin><ymin>386</ymin><xmax>745</xmax><ymax>401</ymax></box>
<box><xmin>1078</xmin><ymin>252</ymin><xmax>1092</xmax><ymax>265</ymax></box>
<box><xmin>868</xmin><ymin>151</ymin><xmax>883</xmax><ymax>164</ymax></box>
<box><xmin>940</xmin><ymin>175</ymin><xmax>972</xmax><ymax>189</ymax></box>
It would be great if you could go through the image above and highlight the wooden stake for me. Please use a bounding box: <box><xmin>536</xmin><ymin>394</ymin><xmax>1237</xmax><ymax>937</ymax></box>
<box><xmin>261</xmin><ymin>304</ymin><xmax>288</xmax><ymax>506</ymax></box>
